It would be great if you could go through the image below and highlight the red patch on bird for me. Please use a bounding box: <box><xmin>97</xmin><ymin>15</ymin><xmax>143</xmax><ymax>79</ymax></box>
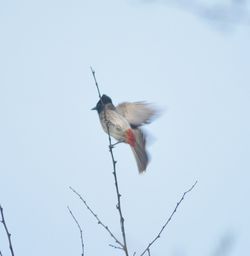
<box><xmin>125</xmin><ymin>129</ymin><xmax>136</xmax><ymax>147</ymax></box>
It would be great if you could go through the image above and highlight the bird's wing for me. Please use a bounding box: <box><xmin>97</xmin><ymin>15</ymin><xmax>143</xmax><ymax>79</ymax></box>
<box><xmin>116</xmin><ymin>102</ymin><xmax>157</xmax><ymax>127</ymax></box>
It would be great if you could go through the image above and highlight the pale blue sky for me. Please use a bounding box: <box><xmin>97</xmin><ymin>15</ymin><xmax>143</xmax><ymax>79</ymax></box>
<box><xmin>0</xmin><ymin>0</ymin><xmax>249</xmax><ymax>256</ymax></box>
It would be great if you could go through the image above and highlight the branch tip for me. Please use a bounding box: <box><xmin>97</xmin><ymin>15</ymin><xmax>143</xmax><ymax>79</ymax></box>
<box><xmin>67</xmin><ymin>206</ymin><xmax>84</xmax><ymax>256</ymax></box>
<box><xmin>139</xmin><ymin>180</ymin><xmax>198</xmax><ymax>256</ymax></box>
<box><xmin>0</xmin><ymin>205</ymin><xmax>15</xmax><ymax>256</ymax></box>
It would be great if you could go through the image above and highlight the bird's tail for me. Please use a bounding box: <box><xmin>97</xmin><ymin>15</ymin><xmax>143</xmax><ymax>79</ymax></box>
<box><xmin>130</xmin><ymin>128</ymin><xmax>149</xmax><ymax>173</ymax></box>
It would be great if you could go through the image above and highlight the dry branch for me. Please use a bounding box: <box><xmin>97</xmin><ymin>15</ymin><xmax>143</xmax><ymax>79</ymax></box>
<box><xmin>67</xmin><ymin>206</ymin><xmax>84</xmax><ymax>256</ymax></box>
<box><xmin>139</xmin><ymin>181</ymin><xmax>198</xmax><ymax>256</ymax></box>
<box><xmin>91</xmin><ymin>68</ymin><xmax>129</xmax><ymax>256</ymax></box>
<box><xmin>0</xmin><ymin>205</ymin><xmax>15</xmax><ymax>256</ymax></box>
<box><xmin>109</xmin><ymin>243</ymin><xmax>124</xmax><ymax>250</ymax></box>
<box><xmin>69</xmin><ymin>186</ymin><xmax>123</xmax><ymax>248</ymax></box>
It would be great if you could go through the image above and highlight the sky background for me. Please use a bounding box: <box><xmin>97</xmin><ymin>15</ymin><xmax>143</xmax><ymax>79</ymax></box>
<box><xmin>0</xmin><ymin>0</ymin><xmax>250</xmax><ymax>256</ymax></box>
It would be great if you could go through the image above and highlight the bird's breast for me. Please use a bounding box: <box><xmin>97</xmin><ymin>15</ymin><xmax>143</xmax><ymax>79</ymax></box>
<box><xmin>99</xmin><ymin>109</ymin><xmax>131</xmax><ymax>141</ymax></box>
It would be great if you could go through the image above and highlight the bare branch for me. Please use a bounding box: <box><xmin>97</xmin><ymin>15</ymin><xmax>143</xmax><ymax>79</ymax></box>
<box><xmin>108</xmin><ymin>143</ymin><xmax>129</xmax><ymax>256</ymax></box>
<box><xmin>147</xmin><ymin>248</ymin><xmax>151</xmax><ymax>256</ymax></box>
<box><xmin>109</xmin><ymin>244</ymin><xmax>124</xmax><ymax>250</ymax></box>
<box><xmin>67</xmin><ymin>206</ymin><xmax>84</xmax><ymax>256</ymax></box>
<box><xmin>69</xmin><ymin>186</ymin><xmax>124</xmax><ymax>248</ymax></box>
<box><xmin>0</xmin><ymin>250</ymin><xmax>3</xmax><ymax>256</ymax></box>
<box><xmin>90</xmin><ymin>67</ymin><xmax>102</xmax><ymax>99</ymax></box>
<box><xmin>91</xmin><ymin>68</ymin><xmax>129</xmax><ymax>256</ymax></box>
<box><xmin>139</xmin><ymin>181</ymin><xmax>198</xmax><ymax>256</ymax></box>
<box><xmin>0</xmin><ymin>205</ymin><xmax>15</xmax><ymax>256</ymax></box>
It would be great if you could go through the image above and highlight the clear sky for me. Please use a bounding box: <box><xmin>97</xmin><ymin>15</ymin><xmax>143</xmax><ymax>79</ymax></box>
<box><xmin>0</xmin><ymin>0</ymin><xmax>249</xmax><ymax>256</ymax></box>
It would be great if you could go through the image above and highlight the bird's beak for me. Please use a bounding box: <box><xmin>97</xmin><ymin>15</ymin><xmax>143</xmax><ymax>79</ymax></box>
<box><xmin>91</xmin><ymin>106</ymin><xmax>97</xmax><ymax>111</ymax></box>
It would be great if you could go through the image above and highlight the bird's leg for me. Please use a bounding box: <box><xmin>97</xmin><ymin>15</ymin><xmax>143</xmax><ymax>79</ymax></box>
<box><xmin>109</xmin><ymin>140</ymin><xmax>124</xmax><ymax>149</ymax></box>
<box><xmin>112</xmin><ymin>141</ymin><xmax>122</xmax><ymax>147</ymax></box>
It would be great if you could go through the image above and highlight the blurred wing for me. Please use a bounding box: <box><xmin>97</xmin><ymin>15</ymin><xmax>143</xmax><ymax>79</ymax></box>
<box><xmin>116</xmin><ymin>102</ymin><xmax>157</xmax><ymax>127</ymax></box>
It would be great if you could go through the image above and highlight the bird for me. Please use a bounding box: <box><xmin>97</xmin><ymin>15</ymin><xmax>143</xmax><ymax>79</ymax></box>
<box><xmin>92</xmin><ymin>94</ymin><xmax>158</xmax><ymax>173</ymax></box>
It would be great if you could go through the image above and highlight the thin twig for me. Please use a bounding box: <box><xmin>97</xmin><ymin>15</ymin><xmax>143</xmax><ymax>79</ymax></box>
<box><xmin>90</xmin><ymin>67</ymin><xmax>102</xmax><ymax>99</ymax></box>
<box><xmin>0</xmin><ymin>205</ymin><xmax>15</xmax><ymax>256</ymax></box>
<box><xmin>147</xmin><ymin>248</ymin><xmax>151</xmax><ymax>256</ymax></box>
<box><xmin>0</xmin><ymin>250</ymin><xmax>3</xmax><ymax>256</ymax></box>
<box><xmin>91</xmin><ymin>68</ymin><xmax>129</xmax><ymax>256</ymax></box>
<box><xmin>69</xmin><ymin>186</ymin><xmax>123</xmax><ymax>248</ymax></box>
<box><xmin>67</xmin><ymin>206</ymin><xmax>84</xmax><ymax>256</ymax></box>
<box><xmin>139</xmin><ymin>181</ymin><xmax>198</xmax><ymax>256</ymax></box>
<box><xmin>109</xmin><ymin>244</ymin><xmax>124</xmax><ymax>250</ymax></box>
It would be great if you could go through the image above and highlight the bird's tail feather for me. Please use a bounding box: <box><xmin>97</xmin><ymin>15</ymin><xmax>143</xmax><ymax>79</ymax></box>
<box><xmin>130</xmin><ymin>128</ymin><xmax>149</xmax><ymax>173</ymax></box>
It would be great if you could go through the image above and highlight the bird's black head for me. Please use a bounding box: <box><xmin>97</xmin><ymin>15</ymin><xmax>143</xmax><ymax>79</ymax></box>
<box><xmin>91</xmin><ymin>94</ymin><xmax>113</xmax><ymax>113</ymax></box>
